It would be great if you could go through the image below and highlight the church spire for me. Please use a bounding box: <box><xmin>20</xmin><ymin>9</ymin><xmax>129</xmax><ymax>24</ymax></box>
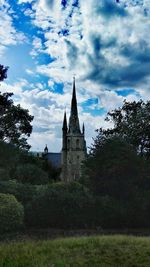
<box><xmin>62</xmin><ymin>111</ymin><xmax>67</xmax><ymax>150</ymax></box>
<box><xmin>44</xmin><ymin>144</ymin><xmax>48</xmax><ymax>154</ymax></box>
<box><xmin>71</xmin><ymin>77</ymin><xmax>78</xmax><ymax>117</ymax></box>
<box><xmin>82</xmin><ymin>123</ymin><xmax>85</xmax><ymax>135</ymax></box>
<box><xmin>68</xmin><ymin>77</ymin><xmax>81</xmax><ymax>133</ymax></box>
<box><xmin>62</xmin><ymin>110</ymin><xmax>67</xmax><ymax>131</ymax></box>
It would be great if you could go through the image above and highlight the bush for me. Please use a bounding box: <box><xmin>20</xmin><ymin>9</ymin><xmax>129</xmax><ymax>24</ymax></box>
<box><xmin>0</xmin><ymin>180</ymin><xmax>18</xmax><ymax>196</ymax></box>
<box><xmin>0</xmin><ymin>168</ymin><xmax>10</xmax><ymax>181</ymax></box>
<box><xmin>0</xmin><ymin>180</ymin><xmax>37</xmax><ymax>204</ymax></box>
<box><xmin>90</xmin><ymin>194</ymin><xmax>150</xmax><ymax>229</ymax></box>
<box><xmin>0</xmin><ymin>141</ymin><xmax>21</xmax><ymax>177</ymax></box>
<box><xmin>26</xmin><ymin>182</ymin><xmax>94</xmax><ymax>228</ymax></box>
<box><xmin>0</xmin><ymin>193</ymin><xmax>24</xmax><ymax>233</ymax></box>
<box><xmin>14</xmin><ymin>164</ymin><xmax>49</xmax><ymax>184</ymax></box>
<box><xmin>91</xmin><ymin>196</ymin><xmax>118</xmax><ymax>228</ymax></box>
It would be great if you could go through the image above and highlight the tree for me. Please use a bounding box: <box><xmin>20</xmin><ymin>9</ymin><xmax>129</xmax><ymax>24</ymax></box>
<box><xmin>0</xmin><ymin>65</ymin><xmax>33</xmax><ymax>150</ymax></box>
<box><xmin>82</xmin><ymin>137</ymin><xmax>148</xmax><ymax>198</ymax></box>
<box><xmin>0</xmin><ymin>168</ymin><xmax>10</xmax><ymax>181</ymax></box>
<box><xmin>96</xmin><ymin>100</ymin><xmax>150</xmax><ymax>157</ymax></box>
<box><xmin>14</xmin><ymin>163</ymin><xmax>49</xmax><ymax>185</ymax></box>
<box><xmin>0</xmin><ymin>64</ymin><xmax>8</xmax><ymax>81</ymax></box>
<box><xmin>0</xmin><ymin>193</ymin><xmax>24</xmax><ymax>233</ymax></box>
<box><xmin>26</xmin><ymin>182</ymin><xmax>94</xmax><ymax>228</ymax></box>
<box><xmin>81</xmin><ymin>137</ymin><xmax>150</xmax><ymax>228</ymax></box>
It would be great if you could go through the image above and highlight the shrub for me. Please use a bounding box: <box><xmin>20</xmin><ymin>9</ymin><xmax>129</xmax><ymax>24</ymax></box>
<box><xmin>0</xmin><ymin>180</ymin><xmax>37</xmax><ymax>205</ymax></box>
<box><xmin>26</xmin><ymin>182</ymin><xmax>94</xmax><ymax>228</ymax></box>
<box><xmin>0</xmin><ymin>168</ymin><xmax>10</xmax><ymax>181</ymax></box>
<box><xmin>0</xmin><ymin>141</ymin><xmax>20</xmax><ymax>171</ymax></box>
<box><xmin>0</xmin><ymin>180</ymin><xmax>18</xmax><ymax>196</ymax></box>
<box><xmin>0</xmin><ymin>193</ymin><xmax>24</xmax><ymax>233</ymax></box>
<box><xmin>14</xmin><ymin>164</ymin><xmax>49</xmax><ymax>184</ymax></box>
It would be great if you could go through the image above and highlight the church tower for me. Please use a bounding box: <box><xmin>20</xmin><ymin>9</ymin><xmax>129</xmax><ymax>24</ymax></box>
<box><xmin>61</xmin><ymin>78</ymin><xmax>86</xmax><ymax>182</ymax></box>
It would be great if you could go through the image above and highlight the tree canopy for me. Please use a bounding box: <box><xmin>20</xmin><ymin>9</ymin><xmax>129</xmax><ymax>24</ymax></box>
<box><xmin>95</xmin><ymin>100</ymin><xmax>150</xmax><ymax>157</ymax></box>
<box><xmin>0</xmin><ymin>65</ymin><xmax>33</xmax><ymax>150</ymax></box>
<box><xmin>83</xmin><ymin>100</ymin><xmax>150</xmax><ymax>198</ymax></box>
<box><xmin>83</xmin><ymin>137</ymin><xmax>148</xmax><ymax>197</ymax></box>
<box><xmin>0</xmin><ymin>64</ymin><xmax>8</xmax><ymax>82</ymax></box>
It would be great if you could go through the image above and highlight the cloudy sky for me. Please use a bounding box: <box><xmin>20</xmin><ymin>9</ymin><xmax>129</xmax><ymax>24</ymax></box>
<box><xmin>0</xmin><ymin>0</ymin><xmax>150</xmax><ymax>152</ymax></box>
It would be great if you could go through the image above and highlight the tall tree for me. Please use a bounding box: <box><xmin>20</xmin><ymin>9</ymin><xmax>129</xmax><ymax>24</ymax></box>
<box><xmin>82</xmin><ymin>137</ymin><xmax>147</xmax><ymax>198</ymax></box>
<box><xmin>0</xmin><ymin>65</ymin><xmax>33</xmax><ymax>150</ymax></box>
<box><xmin>95</xmin><ymin>100</ymin><xmax>150</xmax><ymax>157</ymax></box>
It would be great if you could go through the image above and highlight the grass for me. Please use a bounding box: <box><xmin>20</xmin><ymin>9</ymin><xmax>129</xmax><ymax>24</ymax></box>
<box><xmin>0</xmin><ymin>235</ymin><xmax>150</xmax><ymax>267</ymax></box>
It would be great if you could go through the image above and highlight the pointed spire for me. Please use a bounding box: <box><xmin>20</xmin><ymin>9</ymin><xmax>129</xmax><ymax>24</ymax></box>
<box><xmin>68</xmin><ymin>78</ymin><xmax>81</xmax><ymax>133</ymax></box>
<box><xmin>71</xmin><ymin>76</ymin><xmax>78</xmax><ymax>117</ymax></box>
<box><xmin>62</xmin><ymin>110</ymin><xmax>67</xmax><ymax>131</ymax></box>
<box><xmin>44</xmin><ymin>144</ymin><xmax>48</xmax><ymax>154</ymax></box>
<box><xmin>62</xmin><ymin>111</ymin><xmax>67</xmax><ymax>150</ymax></box>
<box><xmin>82</xmin><ymin>123</ymin><xmax>85</xmax><ymax>135</ymax></box>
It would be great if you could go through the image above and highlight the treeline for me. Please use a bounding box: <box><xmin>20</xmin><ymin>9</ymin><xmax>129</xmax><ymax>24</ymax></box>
<box><xmin>0</xmin><ymin>140</ymin><xmax>60</xmax><ymax>233</ymax></box>
<box><xmin>1</xmin><ymin>64</ymin><xmax>150</xmax><ymax>233</ymax></box>
<box><xmin>1</xmin><ymin>100</ymin><xmax>150</xmax><ymax>233</ymax></box>
<box><xmin>81</xmin><ymin>100</ymin><xmax>150</xmax><ymax>228</ymax></box>
<box><xmin>0</xmin><ymin>136</ymin><xmax>150</xmax><ymax>232</ymax></box>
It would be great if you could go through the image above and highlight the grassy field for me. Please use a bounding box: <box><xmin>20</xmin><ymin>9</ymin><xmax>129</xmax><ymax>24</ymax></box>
<box><xmin>0</xmin><ymin>235</ymin><xmax>150</xmax><ymax>267</ymax></box>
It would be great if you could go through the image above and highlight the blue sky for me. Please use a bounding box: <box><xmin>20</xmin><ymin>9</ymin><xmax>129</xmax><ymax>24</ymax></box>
<box><xmin>0</xmin><ymin>0</ymin><xmax>150</xmax><ymax>151</ymax></box>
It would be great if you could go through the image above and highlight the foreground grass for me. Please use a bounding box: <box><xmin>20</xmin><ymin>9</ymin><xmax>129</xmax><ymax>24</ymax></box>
<box><xmin>0</xmin><ymin>235</ymin><xmax>150</xmax><ymax>267</ymax></box>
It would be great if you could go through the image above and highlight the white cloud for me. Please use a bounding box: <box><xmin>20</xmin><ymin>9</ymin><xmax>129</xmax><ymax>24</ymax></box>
<box><xmin>0</xmin><ymin>0</ymin><xmax>26</xmax><ymax>55</ymax></box>
<box><xmin>33</xmin><ymin>0</ymin><xmax>150</xmax><ymax>89</ymax></box>
<box><xmin>24</xmin><ymin>8</ymin><xmax>35</xmax><ymax>18</ymax></box>
<box><xmin>26</xmin><ymin>68</ymin><xmax>34</xmax><ymax>75</ymax></box>
<box><xmin>18</xmin><ymin>0</ymin><xmax>33</xmax><ymax>3</ymax></box>
<box><xmin>30</xmin><ymin>36</ymin><xmax>45</xmax><ymax>57</ymax></box>
<box><xmin>2</xmin><ymin>0</ymin><xmax>150</xmax><ymax>151</ymax></box>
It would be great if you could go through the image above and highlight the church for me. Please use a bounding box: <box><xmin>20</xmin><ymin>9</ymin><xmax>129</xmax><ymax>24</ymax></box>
<box><xmin>44</xmin><ymin>78</ymin><xmax>87</xmax><ymax>181</ymax></box>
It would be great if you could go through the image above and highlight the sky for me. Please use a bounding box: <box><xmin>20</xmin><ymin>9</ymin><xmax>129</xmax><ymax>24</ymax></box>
<box><xmin>0</xmin><ymin>0</ymin><xmax>150</xmax><ymax>152</ymax></box>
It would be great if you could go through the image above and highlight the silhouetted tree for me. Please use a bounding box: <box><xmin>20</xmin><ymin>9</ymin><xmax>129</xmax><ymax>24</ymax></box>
<box><xmin>0</xmin><ymin>64</ymin><xmax>8</xmax><ymax>81</ymax></box>
<box><xmin>95</xmin><ymin>100</ymin><xmax>150</xmax><ymax>157</ymax></box>
<box><xmin>0</xmin><ymin>66</ymin><xmax>33</xmax><ymax>150</ymax></box>
<box><xmin>82</xmin><ymin>137</ymin><xmax>147</xmax><ymax>198</ymax></box>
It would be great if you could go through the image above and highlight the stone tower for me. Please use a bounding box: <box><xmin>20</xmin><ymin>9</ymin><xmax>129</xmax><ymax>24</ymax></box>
<box><xmin>61</xmin><ymin>78</ymin><xmax>86</xmax><ymax>182</ymax></box>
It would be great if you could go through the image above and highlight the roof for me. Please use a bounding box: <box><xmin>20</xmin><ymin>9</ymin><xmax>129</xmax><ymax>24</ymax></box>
<box><xmin>45</xmin><ymin>152</ymin><xmax>61</xmax><ymax>168</ymax></box>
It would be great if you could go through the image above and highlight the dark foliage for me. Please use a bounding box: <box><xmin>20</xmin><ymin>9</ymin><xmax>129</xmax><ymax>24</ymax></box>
<box><xmin>26</xmin><ymin>182</ymin><xmax>94</xmax><ymax>229</ymax></box>
<box><xmin>81</xmin><ymin>136</ymin><xmax>150</xmax><ymax>228</ymax></box>
<box><xmin>81</xmin><ymin>102</ymin><xmax>150</xmax><ymax>228</ymax></box>
<box><xmin>0</xmin><ymin>180</ymin><xmax>38</xmax><ymax>211</ymax></box>
<box><xmin>0</xmin><ymin>93</ymin><xmax>34</xmax><ymax>150</ymax></box>
<box><xmin>0</xmin><ymin>64</ymin><xmax>8</xmax><ymax>81</ymax></box>
<box><xmin>0</xmin><ymin>141</ymin><xmax>56</xmax><ymax>185</ymax></box>
<box><xmin>0</xmin><ymin>193</ymin><xmax>24</xmax><ymax>233</ymax></box>
<box><xmin>95</xmin><ymin>100</ymin><xmax>150</xmax><ymax>157</ymax></box>
<box><xmin>82</xmin><ymin>137</ymin><xmax>148</xmax><ymax>197</ymax></box>
<box><xmin>0</xmin><ymin>65</ymin><xmax>33</xmax><ymax>150</ymax></box>
<box><xmin>14</xmin><ymin>164</ymin><xmax>49</xmax><ymax>185</ymax></box>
